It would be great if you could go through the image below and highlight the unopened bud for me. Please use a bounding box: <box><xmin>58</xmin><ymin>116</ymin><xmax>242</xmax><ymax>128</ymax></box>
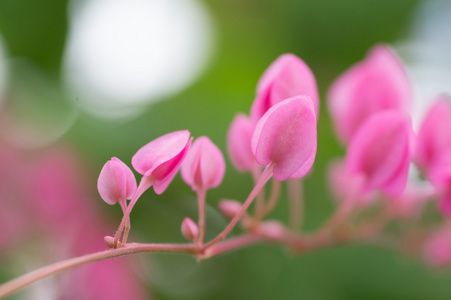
<box><xmin>104</xmin><ymin>236</ymin><xmax>115</xmax><ymax>248</ymax></box>
<box><xmin>181</xmin><ymin>218</ymin><xmax>199</xmax><ymax>241</ymax></box>
<box><xmin>218</xmin><ymin>199</ymin><xmax>242</xmax><ymax>219</ymax></box>
<box><xmin>260</xmin><ymin>220</ymin><xmax>286</xmax><ymax>240</ymax></box>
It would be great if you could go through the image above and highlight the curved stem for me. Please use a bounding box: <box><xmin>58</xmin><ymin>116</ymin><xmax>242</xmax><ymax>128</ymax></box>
<box><xmin>113</xmin><ymin>176</ymin><xmax>154</xmax><ymax>247</ymax></box>
<box><xmin>119</xmin><ymin>200</ymin><xmax>131</xmax><ymax>245</ymax></box>
<box><xmin>251</xmin><ymin>165</ymin><xmax>266</xmax><ymax>218</ymax></box>
<box><xmin>0</xmin><ymin>243</ymin><xmax>196</xmax><ymax>299</ymax></box>
<box><xmin>315</xmin><ymin>190</ymin><xmax>358</xmax><ymax>239</ymax></box>
<box><xmin>203</xmin><ymin>164</ymin><xmax>274</xmax><ymax>249</ymax></box>
<box><xmin>261</xmin><ymin>178</ymin><xmax>281</xmax><ymax>218</ymax></box>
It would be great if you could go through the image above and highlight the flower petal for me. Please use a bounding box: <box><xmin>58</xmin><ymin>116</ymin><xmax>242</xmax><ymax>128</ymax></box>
<box><xmin>252</xmin><ymin>96</ymin><xmax>317</xmax><ymax>181</ymax></box>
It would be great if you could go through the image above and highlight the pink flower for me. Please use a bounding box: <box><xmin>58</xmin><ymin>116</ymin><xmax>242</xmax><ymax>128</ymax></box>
<box><xmin>251</xmin><ymin>96</ymin><xmax>317</xmax><ymax>181</ymax></box>
<box><xmin>345</xmin><ymin>110</ymin><xmax>414</xmax><ymax>197</ymax></box>
<box><xmin>227</xmin><ymin>113</ymin><xmax>255</xmax><ymax>172</ymax></box>
<box><xmin>181</xmin><ymin>136</ymin><xmax>225</xmax><ymax>191</ymax></box>
<box><xmin>132</xmin><ymin>130</ymin><xmax>192</xmax><ymax>194</ymax></box>
<box><xmin>426</xmin><ymin>153</ymin><xmax>451</xmax><ymax>217</ymax></box>
<box><xmin>98</xmin><ymin>157</ymin><xmax>137</xmax><ymax>205</ymax></box>
<box><xmin>250</xmin><ymin>54</ymin><xmax>319</xmax><ymax>122</ymax></box>
<box><xmin>415</xmin><ymin>94</ymin><xmax>451</xmax><ymax>175</ymax></box>
<box><xmin>328</xmin><ymin>44</ymin><xmax>411</xmax><ymax>143</ymax></box>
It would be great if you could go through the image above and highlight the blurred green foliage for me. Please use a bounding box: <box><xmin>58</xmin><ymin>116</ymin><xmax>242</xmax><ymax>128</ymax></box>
<box><xmin>3</xmin><ymin>0</ymin><xmax>451</xmax><ymax>299</ymax></box>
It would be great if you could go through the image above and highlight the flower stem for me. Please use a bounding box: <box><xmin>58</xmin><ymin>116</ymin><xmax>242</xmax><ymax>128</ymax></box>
<box><xmin>0</xmin><ymin>243</ymin><xmax>196</xmax><ymax>299</ymax></box>
<box><xmin>113</xmin><ymin>176</ymin><xmax>154</xmax><ymax>247</ymax></box>
<box><xmin>287</xmin><ymin>178</ymin><xmax>303</xmax><ymax>230</ymax></box>
<box><xmin>197</xmin><ymin>188</ymin><xmax>207</xmax><ymax>245</ymax></box>
<box><xmin>200</xmin><ymin>234</ymin><xmax>262</xmax><ymax>260</ymax></box>
<box><xmin>119</xmin><ymin>200</ymin><xmax>131</xmax><ymax>245</ymax></box>
<box><xmin>203</xmin><ymin>164</ymin><xmax>274</xmax><ymax>249</ymax></box>
<box><xmin>252</xmin><ymin>165</ymin><xmax>266</xmax><ymax>218</ymax></box>
<box><xmin>261</xmin><ymin>178</ymin><xmax>281</xmax><ymax>218</ymax></box>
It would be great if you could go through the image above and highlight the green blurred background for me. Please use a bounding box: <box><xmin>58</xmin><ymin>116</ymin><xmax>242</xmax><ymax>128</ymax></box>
<box><xmin>2</xmin><ymin>0</ymin><xmax>451</xmax><ymax>299</ymax></box>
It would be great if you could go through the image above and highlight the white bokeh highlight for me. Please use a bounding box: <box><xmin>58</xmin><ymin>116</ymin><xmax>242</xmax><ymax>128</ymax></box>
<box><xmin>395</xmin><ymin>0</ymin><xmax>451</xmax><ymax>131</ymax></box>
<box><xmin>64</xmin><ymin>0</ymin><xmax>214</xmax><ymax>119</ymax></box>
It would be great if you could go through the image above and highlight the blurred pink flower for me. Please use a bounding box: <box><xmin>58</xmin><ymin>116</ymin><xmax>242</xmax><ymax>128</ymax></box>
<box><xmin>345</xmin><ymin>111</ymin><xmax>414</xmax><ymax>197</ymax></box>
<box><xmin>415</xmin><ymin>94</ymin><xmax>451</xmax><ymax>175</ymax></box>
<box><xmin>227</xmin><ymin>113</ymin><xmax>255</xmax><ymax>172</ymax></box>
<box><xmin>328</xmin><ymin>44</ymin><xmax>411</xmax><ymax>143</ymax></box>
<box><xmin>427</xmin><ymin>154</ymin><xmax>451</xmax><ymax>217</ymax></box>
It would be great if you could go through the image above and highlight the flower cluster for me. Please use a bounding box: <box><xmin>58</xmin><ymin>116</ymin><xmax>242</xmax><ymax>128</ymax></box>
<box><xmin>97</xmin><ymin>44</ymin><xmax>451</xmax><ymax>266</ymax></box>
<box><xmin>4</xmin><ymin>43</ymin><xmax>451</xmax><ymax>300</ymax></box>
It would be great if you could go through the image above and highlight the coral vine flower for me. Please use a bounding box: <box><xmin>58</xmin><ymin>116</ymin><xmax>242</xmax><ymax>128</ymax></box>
<box><xmin>132</xmin><ymin>130</ymin><xmax>192</xmax><ymax>195</ymax></box>
<box><xmin>227</xmin><ymin>113</ymin><xmax>255</xmax><ymax>172</ymax></box>
<box><xmin>415</xmin><ymin>94</ymin><xmax>451</xmax><ymax>175</ymax></box>
<box><xmin>345</xmin><ymin>110</ymin><xmax>414</xmax><ymax>197</ymax></box>
<box><xmin>181</xmin><ymin>136</ymin><xmax>225</xmax><ymax>191</ymax></box>
<box><xmin>98</xmin><ymin>157</ymin><xmax>137</xmax><ymax>205</ymax></box>
<box><xmin>251</xmin><ymin>96</ymin><xmax>317</xmax><ymax>181</ymax></box>
<box><xmin>250</xmin><ymin>54</ymin><xmax>319</xmax><ymax>122</ymax></box>
<box><xmin>426</xmin><ymin>154</ymin><xmax>451</xmax><ymax>217</ymax></box>
<box><xmin>328</xmin><ymin>44</ymin><xmax>411</xmax><ymax>143</ymax></box>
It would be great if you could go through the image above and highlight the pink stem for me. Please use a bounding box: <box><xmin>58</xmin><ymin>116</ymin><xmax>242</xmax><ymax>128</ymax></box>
<box><xmin>287</xmin><ymin>178</ymin><xmax>303</xmax><ymax>230</ymax></box>
<box><xmin>316</xmin><ymin>190</ymin><xmax>358</xmax><ymax>238</ymax></box>
<box><xmin>113</xmin><ymin>176</ymin><xmax>154</xmax><ymax>247</ymax></box>
<box><xmin>204</xmin><ymin>164</ymin><xmax>274</xmax><ymax>249</ymax></box>
<box><xmin>0</xmin><ymin>243</ymin><xmax>196</xmax><ymax>299</ymax></box>
<box><xmin>201</xmin><ymin>234</ymin><xmax>262</xmax><ymax>260</ymax></box>
<box><xmin>261</xmin><ymin>178</ymin><xmax>281</xmax><ymax>218</ymax></box>
<box><xmin>119</xmin><ymin>200</ymin><xmax>131</xmax><ymax>245</ymax></box>
<box><xmin>197</xmin><ymin>188</ymin><xmax>207</xmax><ymax>245</ymax></box>
<box><xmin>251</xmin><ymin>164</ymin><xmax>266</xmax><ymax>218</ymax></box>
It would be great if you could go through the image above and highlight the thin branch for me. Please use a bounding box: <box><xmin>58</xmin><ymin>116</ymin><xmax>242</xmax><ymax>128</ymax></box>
<box><xmin>0</xmin><ymin>243</ymin><xmax>195</xmax><ymax>299</ymax></box>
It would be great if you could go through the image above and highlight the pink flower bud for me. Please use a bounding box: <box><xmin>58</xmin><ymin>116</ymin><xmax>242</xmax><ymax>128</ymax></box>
<box><xmin>104</xmin><ymin>236</ymin><xmax>115</xmax><ymax>248</ymax></box>
<box><xmin>328</xmin><ymin>44</ymin><xmax>411</xmax><ymax>143</ymax></box>
<box><xmin>251</xmin><ymin>96</ymin><xmax>317</xmax><ymax>181</ymax></box>
<box><xmin>132</xmin><ymin>130</ymin><xmax>192</xmax><ymax>194</ymax></box>
<box><xmin>259</xmin><ymin>220</ymin><xmax>286</xmax><ymax>240</ymax></box>
<box><xmin>181</xmin><ymin>217</ymin><xmax>199</xmax><ymax>241</ymax></box>
<box><xmin>345</xmin><ymin>110</ymin><xmax>414</xmax><ymax>197</ymax></box>
<box><xmin>415</xmin><ymin>95</ymin><xmax>451</xmax><ymax>175</ymax></box>
<box><xmin>181</xmin><ymin>136</ymin><xmax>225</xmax><ymax>191</ymax></box>
<box><xmin>227</xmin><ymin>113</ymin><xmax>256</xmax><ymax>172</ymax></box>
<box><xmin>97</xmin><ymin>157</ymin><xmax>137</xmax><ymax>205</ymax></box>
<box><xmin>218</xmin><ymin>199</ymin><xmax>242</xmax><ymax>219</ymax></box>
<box><xmin>251</xmin><ymin>54</ymin><xmax>319</xmax><ymax>122</ymax></box>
